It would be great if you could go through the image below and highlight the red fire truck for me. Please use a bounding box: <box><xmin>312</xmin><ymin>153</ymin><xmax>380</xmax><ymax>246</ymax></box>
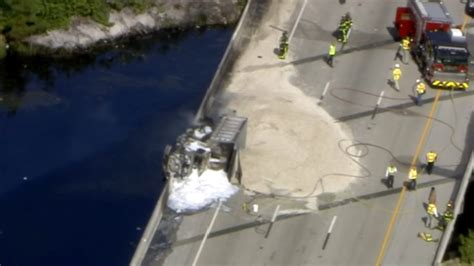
<box><xmin>395</xmin><ymin>0</ymin><xmax>470</xmax><ymax>89</ymax></box>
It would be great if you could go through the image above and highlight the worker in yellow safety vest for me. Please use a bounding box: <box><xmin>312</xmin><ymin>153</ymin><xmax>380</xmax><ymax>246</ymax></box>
<box><xmin>414</xmin><ymin>79</ymin><xmax>426</xmax><ymax>106</ymax></box>
<box><xmin>327</xmin><ymin>42</ymin><xmax>336</xmax><ymax>68</ymax></box>
<box><xmin>338</xmin><ymin>13</ymin><xmax>352</xmax><ymax>45</ymax></box>
<box><xmin>392</xmin><ymin>64</ymin><xmax>402</xmax><ymax>91</ymax></box>
<box><xmin>443</xmin><ymin>202</ymin><xmax>454</xmax><ymax>222</ymax></box>
<box><xmin>426</xmin><ymin>202</ymin><xmax>439</xmax><ymax>228</ymax></box>
<box><xmin>408</xmin><ymin>167</ymin><xmax>417</xmax><ymax>190</ymax></box>
<box><xmin>402</xmin><ymin>37</ymin><xmax>410</xmax><ymax>49</ymax></box>
<box><xmin>396</xmin><ymin>37</ymin><xmax>411</xmax><ymax>64</ymax></box>
<box><xmin>426</xmin><ymin>150</ymin><xmax>437</xmax><ymax>175</ymax></box>
<box><xmin>437</xmin><ymin>201</ymin><xmax>454</xmax><ymax>231</ymax></box>
<box><xmin>393</xmin><ymin>64</ymin><xmax>402</xmax><ymax>81</ymax></box>
<box><xmin>278</xmin><ymin>31</ymin><xmax>289</xmax><ymax>60</ymax></box>
<box><xmin>385</xmin><ymin>164</ymin><xmax>397</xmax><ymax>189</ymax></box>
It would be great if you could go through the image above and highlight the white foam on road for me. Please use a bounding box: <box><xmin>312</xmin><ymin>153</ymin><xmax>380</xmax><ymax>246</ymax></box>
<box><xmin>167</xmin><ymin>169</ymin><xmax>238</xmax><ymax>213</ymax></box>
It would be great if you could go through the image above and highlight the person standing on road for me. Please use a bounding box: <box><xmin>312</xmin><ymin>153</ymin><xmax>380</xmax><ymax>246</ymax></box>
<box><xmin>408</xmin><ymin>167</ymin><xmax>417</xmax><ymax>190</ymax></box>
<box><xmin>395</xmin><ymin>37</ymin><xmax>410</xmax><ymax>64</ymax></box>
<box><xmin>337</xmin><ymin>13</ymin><xmax>352</xmax><ymax>43</ymax></box>
<box><xmin>426</xmin><ymin>201</ymin><xmax>439</xmax><ymax>228</ymax></box>
<box><xmin>426</xmin><ymin>150</ymin><xmax>438</xmax><ymax>175</ymax></box>
<box><xmin>438</xmin><ymin>201</ymin><xmax>454</xmax><ymax>230</ymax></box>
<box><xmin>278</xmin><ymin>31</ymin><xmax>289</xmax><ymax>60</ymax></box>
<box><xmin>340</xmin><ymin>13</ymin><xmax>352</xmax><ymax>47</ymax></box>
<box><xmin>385</xmin><ymin>164</ymin><xmax>397</xmax><ymax>189</ymax></box>
<box><xmin>327</xmin><ymin>42</ymin><xmax>336</xmax><ymax>67</ymax></box>
<box><xmin>414</xmin><ymin>79</ymin><xmax>426</xmax><ymax>106</ymax></box>
<box><xmin>392</xmin><ymin>64</ymin><xmax>402</xmax><ymax>91</ymax></box>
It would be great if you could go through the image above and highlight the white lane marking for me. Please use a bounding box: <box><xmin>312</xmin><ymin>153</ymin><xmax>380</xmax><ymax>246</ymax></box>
<box><xmin>288</xmin><ymin>0</ymin><xmax>308</xmax><ymax>42</ymax></box>
<box><xmin>321</xmin><ymin>81</ymin><xmax>331</xmax><ymax>100</ymax></box>
<box><xmin>192</xmin><ymin>200</ymin><xmax>222</xmax><ymax>266</ymax></box>
<box><xmin>271</xmin><ymin>205</ymin><xmax>281</xmax><ymax>223</ymax></box>
<box><xmin>377</xmin><ymin>91</ymin><xmax>385</xmax><ymax>106</ymax></box>
<box><xmin>328</xmin><ymin>215</ymin><xmax>338</xmax><ymax>233</ymax></box>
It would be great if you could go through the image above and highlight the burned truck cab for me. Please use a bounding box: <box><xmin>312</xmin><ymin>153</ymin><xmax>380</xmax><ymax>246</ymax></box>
<box><xmin>163</xmin><ymin>115</ymin><xmax>247</xmax><ymax>182</ymax></box>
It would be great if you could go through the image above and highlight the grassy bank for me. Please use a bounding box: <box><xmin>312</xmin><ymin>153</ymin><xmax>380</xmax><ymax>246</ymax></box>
<box><xmin>0</xmin><ymin>0</ymin><xmax>246</xmax><ymax>59</ymax></box>
<box><xmin>0</xmin><ymin>0</ymin><xmax>154</xmax><ymax>43</ymax></box>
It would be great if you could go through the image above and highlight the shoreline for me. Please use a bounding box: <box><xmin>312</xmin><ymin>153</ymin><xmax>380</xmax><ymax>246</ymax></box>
<box><xmin>2</xmin><ymin>25</ymin><xmax>229</xmax><ymax>59</ymax></box>
<box><xmin>0</xmin><ymin>0</ymin><xmax>244</xmax><ymax>59</ymax></box>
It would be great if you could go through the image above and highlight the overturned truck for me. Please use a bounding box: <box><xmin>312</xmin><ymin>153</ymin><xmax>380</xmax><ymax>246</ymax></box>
<box><xmin>162</xmin><ymin>115</ymin><xmax>247</xmax><ymax>183</ymax></box>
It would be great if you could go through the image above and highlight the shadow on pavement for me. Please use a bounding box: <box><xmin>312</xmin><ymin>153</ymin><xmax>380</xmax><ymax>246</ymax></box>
<box><xmin>336</xmin><ymin>90</ymin><xmax>474</xmax><ymax>122</ymax></box>
<box><xmin>172</xmin><ymin>177</ymin><xmax>458</xmax><ymax>248</ymax></box>
<box><xmin>240</xmin><ymin>39</ymin><xmax>396</xmax><ymax>73</ymax></box>
<box><xmin>318</xmin><ymin>177</ymin><xmax>456</xmax><ymax>211</ymax></box>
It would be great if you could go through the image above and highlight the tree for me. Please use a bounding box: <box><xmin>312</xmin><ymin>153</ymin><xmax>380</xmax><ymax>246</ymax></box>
<box><xmin>459</xmin><ymin>229</ymin><xmax>474</xmax><ymax>264</ymax></box>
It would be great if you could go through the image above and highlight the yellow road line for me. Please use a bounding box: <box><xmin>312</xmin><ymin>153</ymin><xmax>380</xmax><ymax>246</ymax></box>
<box><xmin>374</xmin><ymin>90</ymin><xmax>443</xmax><ymax>266</ymax></box>
<box><xmin>410</xmin><ymin>90</ymin><xmax>442</xmax><ymax>166</ymax></box>
<box><xmin>461</xmin><ymin>14</ymin><xmax>470</xmax><ymax>33</ymax></box>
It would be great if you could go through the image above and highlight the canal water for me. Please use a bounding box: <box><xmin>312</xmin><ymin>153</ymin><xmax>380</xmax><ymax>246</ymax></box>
<box><xmin>0</xmin><ymin>28</ymin><xmax>232</xmax><ymax>266</ymax></box>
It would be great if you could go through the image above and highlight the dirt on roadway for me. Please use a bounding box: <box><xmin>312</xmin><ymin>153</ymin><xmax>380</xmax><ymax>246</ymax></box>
<box><xmin>221</xmin><ymin>0</ymin><xmax>362</xmax><ymax>202</ymax></box>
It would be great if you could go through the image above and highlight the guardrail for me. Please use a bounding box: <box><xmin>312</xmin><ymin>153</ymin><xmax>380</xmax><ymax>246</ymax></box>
<box><xmin>130</xmin><ymin>182</ymin><xmax>169</xmax><ymax>266</ymax></box>
<box><xmin>194</xmin><ymin>0</ymin><xmax>262</xmax><ymax>123</ymax></box>
<box><xmin>129</xmin><ymin>1</ymin><xmax>258</xmax><ymax>265</ymax></box>
<box><xmin>434</xmin><ymin>151</ymin><xmax>474</xmax><ymax>265</ymax></box>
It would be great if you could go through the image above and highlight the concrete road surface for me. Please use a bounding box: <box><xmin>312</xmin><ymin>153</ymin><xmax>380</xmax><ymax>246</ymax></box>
<box><xmin>150</xmin><ymin>0</ymin><xmax>474</xmax><ymax>265</ymax></box>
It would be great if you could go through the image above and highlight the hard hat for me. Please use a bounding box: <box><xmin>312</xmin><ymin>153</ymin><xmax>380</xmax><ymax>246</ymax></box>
<box><xmin>395</xmin><ymin>64</ymin><xmax>400</xmax><ymax>68</ymax></box>
<box><xmin>416</xmin><ymin>79</ymin><xmax>420</xmax><ymax>83</ymax></box>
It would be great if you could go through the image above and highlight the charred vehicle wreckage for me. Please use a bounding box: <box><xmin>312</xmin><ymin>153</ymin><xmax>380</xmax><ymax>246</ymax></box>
<box><xmin>162</xmin><ymin>115</ymin><xmax>247</xmax><ymax>185</ymax></box>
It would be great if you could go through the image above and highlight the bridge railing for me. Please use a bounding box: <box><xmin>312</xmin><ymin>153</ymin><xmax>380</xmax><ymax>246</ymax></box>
<box><xmin>194</xmin><ymin>0</ymin><xmax>266</xmax><ymax>123</ymax></box>
<box><xmin>129</xmin><ymin>182</ymin><xmax>169</xmax><ymax>266</ymax></box>
<box><xmin>434</xmin><ymin>151</ymin><xmax>474</xmax><ymax>265</ymax></box>
<box><xmin>129</xmin><ymin>1</ymin><xmax>258</xmax><ymax>265</ymax></box>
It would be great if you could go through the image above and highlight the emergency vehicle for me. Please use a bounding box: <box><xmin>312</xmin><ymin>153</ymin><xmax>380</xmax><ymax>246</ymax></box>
<box><xmin>395</xmin><ymin>0</ymin><xmax>470</xmax><ymax>89</ymax></box>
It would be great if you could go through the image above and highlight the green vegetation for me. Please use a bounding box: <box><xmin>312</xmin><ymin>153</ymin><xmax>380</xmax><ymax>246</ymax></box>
<box><xmin>0</xmin><ymin>0</ymin><xmax>241</xmax><ymax>59</ymax></box>
<box><xmin>0</xmin><ymin>34</ymin><xmax>6</xmax><ymax>59</ymax></box>
<box><xmin>459</xmin><ymin>229</ymin><xmax>474</xmax><ymax>264</ymax></box>
<box><xmin>1</xmin><ymin>0</ymin><xmax>106</xmax><ymax>41</ymax></box>
<box><xmin>197</xmin><ymin>14</ymin><xmax>208</xmax><ymax>27</ymax></box>
<box><xmin>0</xmin><ymin>0</ymin><xmax>156</xmax><ymax>44</ymax></box>
<box><xmin>237</xmin><ymin>0</ymin><xmax>248</xmax><ymax>10</ymax></box>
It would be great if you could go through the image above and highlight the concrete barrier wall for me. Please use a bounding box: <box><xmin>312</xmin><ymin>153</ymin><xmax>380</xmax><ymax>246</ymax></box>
<box><xmin>434</xmin><ymin>151</ymin><xmax>474</xmax><ymax>265</ymax></box>
<box><xmin>195</xmin><ymin>0</ymin><xmax>270</xmax><ymax>123</ymax></box>
<box><xmin>129</xmin><ymin>1</ymin><xmax>269</xmax><ymax>265</ymax></box>
<box><xmin>130</xmin><ymin>182</ymin><xmax>169</xmax><ymax>266</ymax></box>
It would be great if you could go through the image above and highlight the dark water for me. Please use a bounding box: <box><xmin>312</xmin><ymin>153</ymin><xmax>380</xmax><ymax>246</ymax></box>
<box><xmin>0</xmin><ymin>28</ymin><xmax>231</xmax><ymax>266</ymax></box>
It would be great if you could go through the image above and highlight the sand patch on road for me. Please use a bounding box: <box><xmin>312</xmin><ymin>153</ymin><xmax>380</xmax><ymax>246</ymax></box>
<box><xmin>220</xmin><ymin>1</ymin><xmax>361</xmax><ymax>198</ymax></box>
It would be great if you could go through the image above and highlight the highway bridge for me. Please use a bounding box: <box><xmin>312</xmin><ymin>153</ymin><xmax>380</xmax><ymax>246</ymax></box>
<box><xmin>132</xmin><ymin>0</ymin><xmax>474</xmax><ymax>265</ymax></box>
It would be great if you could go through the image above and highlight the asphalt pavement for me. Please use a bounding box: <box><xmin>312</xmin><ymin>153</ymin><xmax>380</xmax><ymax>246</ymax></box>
<box><xmin>151</xmin><ymin>0</ymin><xmax>474</xmax><ymax>265</ymax></box>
